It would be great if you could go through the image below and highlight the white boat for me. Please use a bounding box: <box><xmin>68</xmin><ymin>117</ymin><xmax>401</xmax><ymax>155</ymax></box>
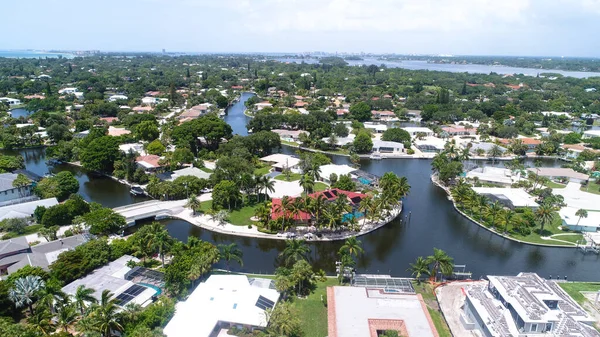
<box><xmin>369</xmin><ymin>153</ymin><xmax>383</xmax><ymax>160</ymax></box>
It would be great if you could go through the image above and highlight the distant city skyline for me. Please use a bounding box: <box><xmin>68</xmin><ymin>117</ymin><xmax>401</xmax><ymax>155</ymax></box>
<box><xmin>2</xmin><ymin>0</ymin><xmax>600</xmax><ymax>57</ymax></box>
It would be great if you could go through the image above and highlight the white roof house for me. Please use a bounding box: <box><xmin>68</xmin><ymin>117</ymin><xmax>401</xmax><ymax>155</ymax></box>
<box><xmin>0</xmin><ymin>97</ymin><xmax>21</xmax><ymax>106</ymax></box>
<box><xmin>541</xmin><ymin>111</ymin><xmax>572</xmax><ymax>119</ymax></box>
<box><xmin>319</xmin><ymin>164</ymin><xmax>356</xmax><ymax>182</ymax></box>
<box><xmin>62</xmin><ymin>255</ymin><xmax>157</xmax><ymax>308</ymax></box>
<box><xmin>559</xmin><ymin>207</ymin><xmax>600</xmax><ymax>232</ymax></box>
<box><xmin>464</xmin><ymin>273</ymin><xmax>598</xmax><ymax>337</ymax></box>
<box><xmin>363</xmin><ymin>122</ymin><xmax>388</xmax><ymax>133</ymax></box>
<box><xmin>58</xmin><ymin>87</ymin><xmax>78</xmax><ymax>94</ymax></box>
<box><xmin>0</xmin><ymin>198</ymin><xmax>58</xmax><ymax>221</ymax></box>
<box><xmin>170</xmin><ymin>167</ymin><xmax>211</xmax><ymax>181</ymax></box>
<box><xmin>260</xmin><ymin>154</ymin><xmax>301</xmax><ymax>171</ymax></box>
<box><xmin>472</xmin><ymin>187</ymin><xmax>539</xmax><ymax>209</ymax></box>
<box><xmin>402</xmin><ymin>127</ymin><xmax>434</xmax><ymax>137</ymax></box>
<box><xmin>108</xmin><ymin>95</ymin><xmax>128</xmax><ymax>102</ymax></box>
<box><xmin>372</xmin><ymin>140</ymin><xmax>404</xmax><ymax>154</ymax></box>
<box><xmin>164</xmin><ymin>275</ymin><xmax>280</xmax><ymax>337</ymax></box>
<box><xmin>466</xmin><ymin>166</ymin><xmax>521</xmax><ymax>186</ymax></box>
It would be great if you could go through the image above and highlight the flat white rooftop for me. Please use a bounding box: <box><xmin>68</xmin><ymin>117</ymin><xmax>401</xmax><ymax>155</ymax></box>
<box><xmin>472</xmin><ymin>187</ymin><xmax>539</xmax><ymax>208</ymax></box>
<box><xmin>328</xmin><ymin>286</ymin><xmax>437</xmax><ymax>337</ymax></box>
<box><xmin>466</xmin><ymin>166</ymin><xmax>520</xmax><ymax>185</ymax></box>
<box><xmin>164</xmin><ymin>275</ymin><xmax>280</xmax><ymax>337</ymax></box>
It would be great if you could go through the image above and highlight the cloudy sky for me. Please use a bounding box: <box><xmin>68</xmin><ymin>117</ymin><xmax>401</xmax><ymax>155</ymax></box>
<box><xmin>2</xmin><ymin>0</ymin><xmax>599</xmax><ymax>56</ymax></box>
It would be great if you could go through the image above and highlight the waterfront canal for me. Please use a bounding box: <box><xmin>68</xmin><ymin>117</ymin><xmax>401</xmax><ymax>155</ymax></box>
<box><xmin>10</xmin><ymin>95</ymin><xmax>600</xmax><ymax>280</ymax></box>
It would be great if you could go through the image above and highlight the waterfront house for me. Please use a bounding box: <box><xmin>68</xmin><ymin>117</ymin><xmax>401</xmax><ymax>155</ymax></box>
<box><xmin>372</xmin><ymin>140</ymin><xmax>404</xmax><ymax>155</ymax></box>
<box><xmin>327</xmin><ymin>276</ymin><xmax>439</xmax><ymax>337</ymax></box>
<box><xmin>471</xmin><ymin>187</ymin><xmax>539</xmax><ymax>209</ymax></box>
<box><xmin>136</xmin><ymin>155</ymin><xmax>163</xmax><ymax>173</ymax></box>
<box><xmin>462</xmin><ymin>273</ymin><xmax>598</xmax><ymax>336</ymax></box>
<box><xmin>466</xmin><ymin>166</ymin><xmax>520</xmax><ymax>187</ymax></box>
<box><xmin>562</xmin><ymin>144</ymin><xmax>599</xmax><ymax>160</ymax></box>
<box><xmin>319</xmin><ymin>165</ymin><xmax>357</xmax><ymax>183</ymax></box>
<box><xmin>559</xmin><ymin>207</ymin><xmax>600</xmax><ymax>232</ymax></box>
<box><xmin>179</xmin><ymin>104</ymin><xmax>211</xmax><ymax>119</ymax></box>
<box><xmin>414</xmin><ymin>137</ymin><xmax>446</xmax><ymax>153</ymax></box>
<box><xmin>254</xmin><ymin>102</ymin><xmax>273</xmax><ymax>111</ymax></box>
<box><xmin>158</xmin><ymin>167</ymin><xmax>211</xmax><ymax>182</ymax></box>
<box><xmin>498</xmin><ymin>138</ymin><xmax>541</xmax><ymax>152</ymax></box>
<box><xmin>270</xmin><ymin>189</ymin><xmax>367</xmax><ymax>224</ymax></box>
<box><xmin>0</xmin><ymin>198</ymin><xmax>58</xmax><ymax>221</ymax></box>
<box><xmin>441</xmin><ymin>125</ymin><xmax>477</xmax><ymax>136</ymax></box>
<box><xmin>260</xmin><ymin>154</ymin><xmax>301</xmax><ymax>173</ymax></box>
<box><xmin>164</xmin><ymin>275</ymin><xmax>280</xmax><ymax>337</ymax></box>
<box><xmin>466</xmin><ymin>142</ymin><xmax>507</xmax><ymax>156</ymax></box>
<box><xmin>402</xmin><ymin>127</ymin><xmax>434</xmax><ymax>138</ymax></box>
<box><xmin>583</xmin><ymin>130</ymin><xmax>600</xmax><ymax>139</ymax></box>
<box><xmin>363</xmin><ymin>122</ymin><xmax>388</xmax><ymax>133</ymax></box>
<box><xmin>526</xmin><ymin>167</ymin><xmax>589</xmax><ymax>184</ymax></box>
<box><xmin>0</xmin><ymin>97</ymin><xmax>21</xmax><ymax>106</ymax></box>
<box><xmin>270</xmin><ymin>129</ymin><xmax>309</xmax><ymax>142</ymax></box>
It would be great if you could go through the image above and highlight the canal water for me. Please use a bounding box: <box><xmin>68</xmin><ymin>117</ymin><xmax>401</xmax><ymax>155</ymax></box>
<box><xmin>8</xmin><ymin>94</ymin><xmax>600</xmax><ymax>280</ymax></box>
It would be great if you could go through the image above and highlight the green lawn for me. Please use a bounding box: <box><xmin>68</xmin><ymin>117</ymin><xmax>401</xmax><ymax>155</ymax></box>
<box><xmin>412</xmin><ymin>282</ymin><xmax>452</xmax><ymax>337</ymax></box>
<box><xmin>314</xmin><ymin>182</ymin><xmax>329</xmax><ymax>192</ymax></box>
<box><xmin>198</xmin><ymin>200</ymin><xmax>259</xmax><ymax>227</ymax></box>
<box><xmin>200</xmin><ymin>167</ymin><xmax>213</xmax><ymax>173</ymax></box>
<box><xmin>545</xmin><ymin>181</ymin><xmax>566</xmax><ymax>189</ymax></box>
<box><xmin>581</xmin><ymin>183</ymin><xmax>600</xmax><ymax>195</ymax></box>
<box><xmin>254</xmin><ymin>166</ymin><xmax>271</xmax><ymax>176</ymax></box>
<box><xmin>289</xmin><ymin>277</ymin><xmax>338</xmax><ymax>337</ymax></box>
<box><xmin>275</xmin><ymin>173</ymin><xmax>302</xmax><ymax>181</ymax></box>
<box><xmin>2</xmin><ymin>224</ymin><xmax>44</xmax><ymax>240</ymax></box>
<box><xmin>509</xmin><ymin>214</ymin><xmax>583</xmax><ymax>246</ymax></box>
<box><xmin>558</xmin><ymin>282</ymin><xmax>600</xmax><ymax>306</ymax></box>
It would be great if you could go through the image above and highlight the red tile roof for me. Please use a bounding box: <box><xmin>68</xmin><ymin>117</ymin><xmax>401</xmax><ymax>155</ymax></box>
<box><xmin>231</xmin><ymin>85</ymin><xmax>243</xmax><ymax>89</ymax></box>
<box><xmin>498</xmin><ymin>138</ymin><xmax>541</xmax><ymax>145</ymax></box>
<box><xmin>371</xmin><ymin>110</ymin><xmax>395</xmax><ymax>116</ymax></box>
<box><xmin>270</xmin><ymin>189</ymin><xmax>367</xmax><ymax>221</ymax></box>
<box><xmin>136</xmin><ymin>155</ymin><xmax>162</xmax><ymax>168</ymax></box>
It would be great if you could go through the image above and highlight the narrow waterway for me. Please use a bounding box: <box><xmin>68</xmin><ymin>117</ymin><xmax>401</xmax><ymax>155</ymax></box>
<box><xmin>152</xmin><ymin>94</ymin><xmax>600</xmax><ymax>280</ymax></box>
<box><xmin>9</xmin><ymin>96</ymin><xmax>600</xmax><ymax>280</ymax></box>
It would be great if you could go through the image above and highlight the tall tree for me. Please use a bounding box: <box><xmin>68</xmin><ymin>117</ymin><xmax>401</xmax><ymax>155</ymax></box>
<box><xmin>339</xmin><ymin>237</ymin><xmax>364</xmax><ymax>258</ymax></box>
<box><xmin>279</xmin><ymin>240</ymin><xmax>310</xmax><ymax>266</ymax></box>
<box><xmin>9</xmin><ymin>276</ymin><xmax>45</xmax><ymax>315</ymax></box>
<box><xmin>74</xmin><ymin>285</ymin><xmax>97</xmax><ymax>315</ymax></box>
<box><xmin>218</xmin><ymin>243</ymin><xmax>244</xmax><ymax>271</ymax></box>
<box><xmin>535</xmin><ymin>204</ymin><xmax>555</xmax><ymax>234</ymax></box>
<box><xmin>426</xmin><ymin>248</ymin><xmax>454</xmax><ymax>282</ymax></box>
<box><xmin>89</xmin><ymin>290</ymin><xmax>124</xmax><ymax>337</ymax></box>
<box><xmin>406</xmin><ymin>256</ymin><xmax>430</xmax><ymax>284</ymax></box>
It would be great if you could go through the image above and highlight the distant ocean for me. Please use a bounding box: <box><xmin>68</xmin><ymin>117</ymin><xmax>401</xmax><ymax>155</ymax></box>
<box><xmin>0</xmin><ymin>50</ymin><xmax>74</xmax><ymax>59</ymax></box>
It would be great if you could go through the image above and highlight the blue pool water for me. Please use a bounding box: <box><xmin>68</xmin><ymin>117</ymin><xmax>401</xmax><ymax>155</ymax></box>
<box><xmin>342</xmin><ymin>211</ymin><xmax>365</xmax><ymax>222</ymax></box>
<box><xmin>137</xmin><ymin>283</ymin><xmax>162</xmax><ymax>295</ymax></box>
<box><xmin>358</xmin><ymin>177</ymin><xmax>371</xmax><ymax>185</ymax></box>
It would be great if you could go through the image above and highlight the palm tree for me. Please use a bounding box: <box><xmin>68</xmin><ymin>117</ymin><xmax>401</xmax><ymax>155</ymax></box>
<box><xmin>339</xmin><ymin>237</ymin><xmax>364</xmax><ymax>258</ymax></box>
<box><xmin>280</xmin><ymin>239</ymin><xmax>310</xmax><ymax>266</ymax></box>
<box><xmin>38</xmin><ymin>280</ymin><xmax>67</xmax><ymax>313</ymax></box>
<box><xmin>299</xmin><ymin>174</ymin><xmax>315</xmax><ymax>194</ymax></box>
<box><xmin>407</xmin><ymin>256</ymin><xmax>430</xmax><ymax>283</ymax></box>
<box><xmin>277</xmin><ymin>195</ymin><xmax>293</xmax><ymax>230</ymax></box>
<box><xmin>89</xmin><ymin>290</ymin><xmax>124</xmax><ymax>337</ymax></box>
<box><xmin>261</xmin><ymin>176</ymin><xmax>275</xmax><ymax>201</ymax></box>
<box><xmin>487</xmin><ymin>145</ymin><xmax>503</xmax><ymax>163</ymax></box>
<box><xmin>56</xmin><ymin>303</ymin><xmax>78</xmax><ymax>333</ymax></box>
<box><xmin>186</xmin><ymin>195</ymin><xmax>201</xmax><ymax>215</ymax></box>
<box><xmin>74</xmin><ymin>285</ymin><xmax>97</xmax><ymax>315</ymax></box>
<box><xmin>576</xmin><ymin>208</ymin><xmax>588</xmax><ymax>225</ymax></box>
<box><xmin>306</xmin><ymin>162</ymin><xmax>322</xmax><ymax>182</ymax></box>
<box><xmin>475</xmin><ymin>195</ymin><xmax>488</xmax><ymax>221</ymax></box>
<box><xmin>9</xmin><ymin>275</ymin><xmax>45</xmax><ymax>315</ymax></box>
<box><xmin>426</xmin><ymin>248</ymin><xmax>454</xmax><ymax>282</ymax></box>
<box><xmin>359</xmin><ymin>196</ymin><xmax>373</xmax><ymax>220</ymax></box>
<box><xmin>218</xmin><ymin>243</ymin><xmax>244</xmax><ymax>271</ymax></box>
<box><xmin>536</xmin><ymin>203</ymin><xmax>555</xmax><ymax>235</ymax></box>
<box><xmin>254</xmin><ymin>203</ymin><xmax>272</xmax><ymax>229</ymax></box>
<box><xmin>323</xmin><ymin>207</ymin><xmax>340</xmax><ymax>230</ymax></box>
<box><xmin>501</xmin><ymin>209</ymin><xmax>515</xmax><ymax>234</ymax></box>
<box><xmin>485</xmin><ymin>201</ymin><xmax>503</xmax><ymax>228</ymax></box>
<box><xmin>398</xmin><ymin>176</ymin><xmax>411</xmax><ymax>198</ymax></box>
<box><xmin>312</xmin><ymin>194</ymin><xmax>327</xmax><ymax>227</ymax></box>
<box><xmin>28</xmin><ymin>307</ymin><xmax>55</xmax><ymax>335</ymax></box>
<box><xmin>147</xmin><ymin>222</ymin><xmax>173</xmax><ymax>267</ymax></box>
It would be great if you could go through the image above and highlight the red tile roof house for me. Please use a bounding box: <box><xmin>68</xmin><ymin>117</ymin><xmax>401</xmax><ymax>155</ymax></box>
<box><xmin>270</xmin><ymin>189</ymin><xmax>368</xmax><ymax>225</ymax></box>
<box><xmin>371</xmin><ymin>110</ymin><xmax>396</xmax><ymax>120</ymax></box>
<box><xmin>136</xmin><ymin>155</ymin><xmax>163</xmax><ymax>173</ymax></box>
<box><xmin>441</xmin><ymin>126</ymin><xmax>477</xmax><ymax>136</ymax></box>
<box><xmin>337</xmin><ymin>109</ymin><xmax>349</xmax><ymax>117</ymax></box>
<box><xmin>178</xmin><ymin>105</ymin><xmax>208</xmax><ymax>119</ymax></box>
<box><xmin>99</xmin><ymin>117</ymin><xmax>119</xmax><ymax>124</ymax></box>
<box><xmin>498</xmin><ymin>138</ymin><xmax>541</xmax><ymax>151</ymax></box>
<box><xmin>294</xmin><ymin>101</ymin><xmax>308</xmax><ymax>108</ymax></box>
<box><xmin>231</xmin><ymin>85</ymin><xmax>243</xmax><ymax>90</ymax></box>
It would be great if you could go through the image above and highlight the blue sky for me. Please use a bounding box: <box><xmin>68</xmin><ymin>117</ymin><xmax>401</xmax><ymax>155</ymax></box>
<box><xmin>2</xmin><ymin>0</ymin><xmax>600</xmax><ymax>57</ymax></box>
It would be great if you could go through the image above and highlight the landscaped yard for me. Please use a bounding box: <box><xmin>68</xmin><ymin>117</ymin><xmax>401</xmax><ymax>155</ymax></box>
<box><xmin>289</xmin><ymin>277</ymin><xmax>338</xmax><ymax>337</ymax></box>
<box><xmin>412</xmin><ymin>281</ymin><xmax>452</xmax><ymax>337</ymax></box>
<box><xmin>581</xmin><ymin>182</ymin><xmax>600</xmax><ymax>195</ymax></box>
<box><xmin>1</xmin><ymin>224</ymin><xmax>44</xmax><ymax>240</ymax></box>
<box><xmin>254</xmin><ymin>166</ymin><xmax>272</xmax><ymax>176</ymax></box>
<box><xmin>275</xmin><ymin>172</ymin><xmax>302</xmax><ymax>181</ymax></box>
<box><xmin>545</xmin><ymin>181</ymin><xmax>566</xmax><ymax>189</ymax></box>
<box><xmin>314</xmin><ymin>182</ymin><xmax>329</xmax><ymax>192</ymax></box>
<box><xmin>558</xmin><ymin>282</ymin><xmax>600</xmax><ymax>306</ymax></box>
<box><xmin>198</xmin><ymin>200</ymin><xmax>259</xmax><ymax>227</ymax></box>
<box><xmin>508</xmin><ymin>214</ymin><xmax>583</xmax><ymax>246</ymax></box>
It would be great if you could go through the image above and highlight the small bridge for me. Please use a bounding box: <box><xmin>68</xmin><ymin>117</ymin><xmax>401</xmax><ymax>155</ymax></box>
<box><xmin>113</xmin><ymin>200</ymin><xmax>187</xmax><ymax>225</ymax></box>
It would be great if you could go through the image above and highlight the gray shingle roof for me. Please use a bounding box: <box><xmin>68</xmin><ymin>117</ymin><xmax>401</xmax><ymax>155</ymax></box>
<box><xmin>0</xmin><ymin>173</ymin><xmax>19</xmax><ymax>192</ymax></box>
<box><xmin>0</xmin><ymin>236</ymin><xmax>29</xmax><ymax>255</ymax></box>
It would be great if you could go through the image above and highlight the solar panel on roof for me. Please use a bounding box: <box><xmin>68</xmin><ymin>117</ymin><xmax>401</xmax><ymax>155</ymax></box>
<box><xmin>323</xmin><ymin>191</ymin><xmax>333</xmax><ymax>198</ymax></box>
<box><xmin>115</xmin><ymin>285</ymin><xmax>147</xmax><ymax>306</ymax></box>
<box><xmin>350</xmin><ymin>196</ymin><xmax>362</xmax><ymax>203</ymax></box>
<box><xmin>331</xmin><ymin>190</ymin><xmax>338</xmax><ymax>196</ymax></box>
<box><xmin>255</xmin><ymin>295</ymin><xmax>275</xmax><ymax>310</ymax></box>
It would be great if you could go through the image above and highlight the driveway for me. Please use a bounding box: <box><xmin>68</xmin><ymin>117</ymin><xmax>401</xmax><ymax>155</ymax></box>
<box><xmin>554</xmin><ymin>182</ymin><xmax>600</xmax><ymax>211</ymax></box>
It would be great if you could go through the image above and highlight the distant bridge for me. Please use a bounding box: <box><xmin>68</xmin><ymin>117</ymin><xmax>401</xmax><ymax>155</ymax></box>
<box><xmin>113</xmin><ymin>200</ymin><xmax>187</xmax><ymax>225</ymax></box>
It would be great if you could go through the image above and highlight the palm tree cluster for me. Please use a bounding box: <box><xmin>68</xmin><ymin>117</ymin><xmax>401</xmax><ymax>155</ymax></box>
<box><xmin>130</xmin><ymin>222</ymin><xmax>175</xmax><ymax>268</ymax></box>
<box><xmin>8</xmin><ymin>275</ymin><xmax>129</xmax><ymax>337</ymax></box>
<box><xmin>259</xmin><ymin>172</ymin><xmax>409</xmax><ymax>234</ymax></box>
<box><xmin>450</xmin><ymin>179</ymin><xmax>560</xmax><ymax>237</ymax></box>
<box><xmin>407</xmin><ymin>248</ymin><xmax>454</xmax><ymax>283</ymax></box>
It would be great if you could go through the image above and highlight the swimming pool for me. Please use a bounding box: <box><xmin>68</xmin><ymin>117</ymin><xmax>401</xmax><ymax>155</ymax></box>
<box><xmin>342</xmin><ymin>211</ymin><xmax>365</xmax><ymax>222</ymax></box>
<box><xmin>358</xmin><ymin>177</ymin><xmax>371</xmax><ymax>185</ymax></box>
<box><xmin>137</xmin><ymin>283</ymin><xmax>162</xmax><ymax>296</ymax></box>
